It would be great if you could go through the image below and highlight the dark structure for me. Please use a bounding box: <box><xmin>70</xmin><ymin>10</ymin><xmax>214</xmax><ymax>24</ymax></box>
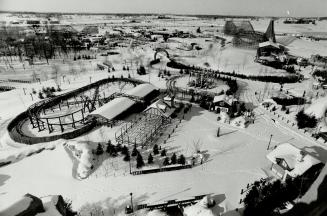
<box><xmin>154</xmin><ymin>48</ymin><xmax>170</xmax><ymax>60</ymax></box>
<box><xmin>223</xmin><ymin>19</ymin><xmax>277</xmax><ymax>49</ymax></box>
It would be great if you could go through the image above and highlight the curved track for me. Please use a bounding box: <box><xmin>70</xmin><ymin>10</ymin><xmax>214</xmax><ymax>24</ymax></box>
<box><xmin>7</xmin><ymin>77</ymin><xmax>145</xmax><ymax>144</ymax></box>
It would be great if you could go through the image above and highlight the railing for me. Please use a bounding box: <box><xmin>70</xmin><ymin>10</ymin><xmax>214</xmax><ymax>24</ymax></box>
<box><xmin>131</xmin><ymin>164</ymin><xmax>192</xmax><ymax>175</ymax></box>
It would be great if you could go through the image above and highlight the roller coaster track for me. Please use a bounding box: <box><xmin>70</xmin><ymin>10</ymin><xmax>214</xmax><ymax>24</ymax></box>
<box><xmin>7</xmin><ymin>77</ymin><xmax>146</xmax><ymax>144</ymax></box>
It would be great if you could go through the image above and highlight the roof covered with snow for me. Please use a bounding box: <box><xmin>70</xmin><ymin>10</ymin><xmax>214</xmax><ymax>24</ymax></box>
<box><xmin>144</xmin><ymin>99</ymin><xmax>174</xmax><ymax>118</ymax></box>
<box><xmin>259</xmin><ymin>41</ymin><xmax>281</xmax><ymax>49</ymax></box>
<box><xmin>266</xmin><ymin>143</ymin><xmax>321</xmax><ymax>177</ymax></box>
<box><xmin>125</xmin><ymin>83</ymin><xmax>158</xmax><ymax>99</ymax></box>
<box><xmin>213</xmin><ymin>94</ymin><xmax>238</xmax><ymax>106</ymax></box>
<box><xmin>89</xmin><ymin>97</ymin><xmax>135</xmax><ymax>120</ymax></box>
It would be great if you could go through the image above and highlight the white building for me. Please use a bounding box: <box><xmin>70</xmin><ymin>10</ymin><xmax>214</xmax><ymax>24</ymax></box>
<box><xmin>266</xmin><ymin>143</ymin><xmax>322</xmax><ymax>181</ymax></box>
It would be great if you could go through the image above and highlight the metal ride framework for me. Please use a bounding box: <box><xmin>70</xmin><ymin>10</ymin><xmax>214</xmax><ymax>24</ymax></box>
<box><xmin>27</xmin><ymin>79</ymin><xmax>142</xmax><ymax>134</ymax></box>
<box><xmin>115</xmin><ymin>107</ymin><xmax>171</xmax><ymax>147</ymax></box>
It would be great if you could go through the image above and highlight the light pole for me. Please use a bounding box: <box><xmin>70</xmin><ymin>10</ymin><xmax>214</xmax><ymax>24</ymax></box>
<box><xmin>130</xmin><ymin>192</ymin><xmax>134</xmax><ymax>212</ymax></box>
<box><xmin>267</xmin><ymin>134</ymin><xmax>273</xmax><ymax>150</ymax></box>
<box><xmin>129</xmin><ymin>156</ymin><xmax>132</xmax><ymax>174</ymax></box>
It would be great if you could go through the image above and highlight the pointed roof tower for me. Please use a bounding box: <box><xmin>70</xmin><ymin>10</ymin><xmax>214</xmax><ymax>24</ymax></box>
<box><xmin>265</xmin><ymin>20</ymin><xmax>276</xmax><ymax>43</ymax></box>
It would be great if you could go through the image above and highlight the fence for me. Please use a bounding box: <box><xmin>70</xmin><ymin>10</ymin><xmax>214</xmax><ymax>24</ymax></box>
<box><xmin>131</xmin><ymin>164</ymin><xmax>192</xmax><ymax>175</ymax></box>
<box><xmin>136</xmin><ymin>194</ymin><xmax>207</xmax><ymax>211</ymax></box>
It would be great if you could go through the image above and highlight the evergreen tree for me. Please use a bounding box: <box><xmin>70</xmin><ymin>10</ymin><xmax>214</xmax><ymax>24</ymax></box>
<box><xmin>153</xmin><ymin>144</ymin><xmax>159</xmax><ymax>155</ymax></box>
<box><xmin>171</xmin><ymin>153</ymin><xmax>177</xmax><ymax>164</ymax></box>
<box><xmin>123</xmin><ymin>151</ymin><xmax>130</xmax><ymax>161</ymax></box>
<box><xmin>96</xmin><ymin>143</ymin><xmax>104</xmax><ymax>155</ymax></box>
<box><xmin>178</xmin><ymin>154</ymin><xmax>186</xmax><ymax>165</ymax></box>
<box><xmin>132</xmin><ymin>144</ymin><xmax>138</xmax><ymax>157</ymax></box>
<box><xmin>161</xmin><ymin>149</ymin><xmax>166</xmax><ymax>157</ymax></box>
<box><xmin>148</xmin><ymin>153</ymin><xmax>154</xmax><ymax>164</ymax></box>
<box><xmin>122</xmin><ymin>145</ymin><xmax>129</xmax><ymax>156</ymax></box>
<box><xmin>163</xmin><ymin>157</ymin><xmax>170</xmax><ymax>166</ymax></box>
<box><xmin>139</xmin><ymin>66</ymin><xmax>146</xmax><ymax>75</ymax></box>
<box><xmin>106</xmin><ymin>140</ymin><xmax>117</xmax><ymax>157</ymax></box>
<box><xmin>136</xmin><ymin>153</ymin><xmax>145</xmax><ymax>168</ymax></box>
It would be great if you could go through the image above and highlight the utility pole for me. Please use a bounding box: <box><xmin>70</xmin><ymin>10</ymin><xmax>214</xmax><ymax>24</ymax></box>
<box><xmin>267</xmin><ymin>134</ymin><xmax>273</xmax><ymax>150</ymax></box>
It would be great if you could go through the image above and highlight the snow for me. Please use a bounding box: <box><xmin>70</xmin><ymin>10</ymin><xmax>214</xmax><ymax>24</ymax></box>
<box><xmin>213</xmin><ymin>94</ymin><xmax>237</xmax><ymax>106</ymax></box>
<box><xmin>0</xmin><ymin>131</ymin><xmax>61</xmax><ymax>166</ymax></box>
<box><xmin>0</xmin><ymin>195</ymin><xmax>33</xmax><ymax>216</ymax></box>
<box><xmin>89</xmin><ymin>97</ymin><xmax>135</xmax><ymax>121</ymax></box>
<box><xmin>1</xmin><ymin>14</ymin><xmax>327</xmax><ymax>216</ymax></box>
<box><xmin>66</xmin><ymin>141</ymin><xmax>95</xmax><ymax>179</ymax></box>
<box><xmin>125</xmin><ymin>83</ymin><xmax>158</xmax><ymax>98</ymax></box>
<box><xmin>36</xmin><ymin>196</ymin><xmax>62</xmax><ymax>216</ymax></box>
<box><xmin>305</xmin><ymin>96</ymin><xmax>327</xmax><ymax>119</ymax></box>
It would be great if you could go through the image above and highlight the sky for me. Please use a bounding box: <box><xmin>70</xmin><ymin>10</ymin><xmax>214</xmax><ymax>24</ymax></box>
<box><xmin>0</xmin><ymin>0</ymin><xmax>326</xmax><ymax>17</ymax></box>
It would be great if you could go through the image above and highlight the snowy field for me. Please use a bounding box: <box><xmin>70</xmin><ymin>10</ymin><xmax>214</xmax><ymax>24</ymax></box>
<box><xmin>1</xmin><ymin>14</ymin><xmax>327</xmax><ymax>215</ymax></box>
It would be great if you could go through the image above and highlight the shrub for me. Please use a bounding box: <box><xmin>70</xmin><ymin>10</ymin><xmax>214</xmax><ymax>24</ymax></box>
<box><xmin>38</xmin><ymin>92</ymin><xmax>44</xmax><ymax>99</ymax></box>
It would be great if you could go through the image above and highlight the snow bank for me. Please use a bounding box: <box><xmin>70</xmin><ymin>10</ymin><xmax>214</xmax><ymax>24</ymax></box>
<box><xmin>0</xmin><ymin>194</ymin><xmax>45</xmax><ymax>216</ymax></box>
<box><xmin>230</xmin><ymin>116</ymin><xmax>246</xmax><ymax>128</ymax></box>
<box><xmin>305</xmin><ymin>96</ymin><xmax>327</xmax><ymax>132</ymax></box>
<box><xmin>0</xmin><ymin>131</ymin><xmax>60</xmax><ymax>167</ymax></box>
<box><xmin>305</xmin><ymin>96</ymin><xmax>327</xmax><ymax>119</ymax></box>
<box><xmin>218</xmin><ymin>112</ymin><xmax>230</xmax><ymax>124</ymax></box>
<box><xmin>184</xmin><ymin>197</ymin><xmax>215</xmax><ymax>216</ymax></box>
<box><xmin>37</xmin><ymin>196</ymin><xmax>62</xmax><ymax>216</ymax></box>
<box><xmin>66</xmin><ymin>140</ymin><xmax>95</xmax><ymax>179</ymax></box>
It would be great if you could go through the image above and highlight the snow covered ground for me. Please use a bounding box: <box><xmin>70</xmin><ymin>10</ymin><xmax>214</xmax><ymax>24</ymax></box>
<box><xmin>1</xmin><ymin>14</ymin><xmax>327</xmax><ymax>215</ymax></box>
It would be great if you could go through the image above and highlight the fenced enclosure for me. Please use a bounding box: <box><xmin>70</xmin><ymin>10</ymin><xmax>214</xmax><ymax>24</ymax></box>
<box><xmin>115</xmin><ymin>107</ymin><xmax>171</xmax><ymax>146</ymax></box>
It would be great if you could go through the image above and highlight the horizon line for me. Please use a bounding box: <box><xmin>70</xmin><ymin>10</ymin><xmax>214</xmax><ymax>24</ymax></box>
<box><xmin>0</xmin><ymin>9</ymin><xmax>323</xmax><ymax>19</ymax></box>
